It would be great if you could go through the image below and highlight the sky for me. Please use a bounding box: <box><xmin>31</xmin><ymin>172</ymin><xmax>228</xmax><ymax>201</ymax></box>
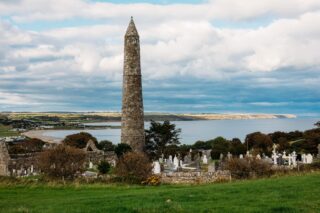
<box><xmin>0</xmin><ymin>0</ymin><xmax>320</xmax><ymax>116</ymax></box>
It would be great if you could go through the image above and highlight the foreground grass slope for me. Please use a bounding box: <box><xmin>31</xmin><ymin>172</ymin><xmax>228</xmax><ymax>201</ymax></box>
<box><xmin>0</xmin><ymin>172</ymin><xmax>319</xmax><ymax>213</ymax></box>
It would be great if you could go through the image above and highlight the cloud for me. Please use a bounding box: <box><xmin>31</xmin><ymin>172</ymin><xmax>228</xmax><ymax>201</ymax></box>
<box><xmin>0</xmin><ymin>0</ymin><xmax>319</xmax><ymax>114</ymax></box>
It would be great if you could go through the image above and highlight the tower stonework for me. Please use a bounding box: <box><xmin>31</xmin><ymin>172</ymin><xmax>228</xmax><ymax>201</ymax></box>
<box><xmin>121</xmin><ymin>17</ymin><xmax>145</xmax><ymax>152</ymax></box>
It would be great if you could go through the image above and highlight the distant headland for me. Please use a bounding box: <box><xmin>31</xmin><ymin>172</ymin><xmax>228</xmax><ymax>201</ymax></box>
<box><xmin>2</xmin><ymin>112</ymin><xmax>296</xmax><ymax>122</ymax></box>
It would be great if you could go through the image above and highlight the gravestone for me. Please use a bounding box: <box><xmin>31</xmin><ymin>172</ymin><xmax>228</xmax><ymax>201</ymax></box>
<box><xmin>184</xmin><ymin>153</ymin><xmax>192</xmax><ymax>164</ymax></box>
<box><xmin>227</xmin><ymin>152</ymin><xmax>232</xmax><ymax>160</ymax></box>
<box><xmin>202</xmin><ymin>155</ymin><xmax>208</xmax><ymax>164</ymax></box>
<box><xmin>292</xmin><ymin>151</ymin><xmax>297</xmax><ymax>167</ymax></box>
<box><xmin>302</xmin><ymin>154</ymin><xmax>306</xmax><ymax>164</ymax></box>
<box><xmin>239</xmin><ymin>154</ymin><xmax>244</xmax><ymax>159</ymax></box>
<box><xmin>195</xmin><ymin>154</ymin><xmax>201</xmax><ymax>171</ymax></box>
<box><xmin>306</xmin><ymin>154</ymin><xmax>313</xmax><ymax>164</ymax></box>
<box><xmin>153</xmin><ymin>161</ymin><xmax>161</xmax><ymax>174</ymax></box>
<box><xmin>159</xmin><ymin>157</ymin><xmax>163</xmax><ymax>164</ymax></box>
<box><xmin>288</xmin><ymin>154</ymin><xmax>292</xmax><ymax>166</ymax></box>
<box><xmin>208</xmin><ymin>162</ymin><xmax>215</xmax><ymax>172</ymax></box>
<box><xmin>173</xmin><ymin>155</ymin><xmax>179</xmax><ymax>170</ymax></box>
<box><xmin>219</xmin><ymin>153</ymin><xmax>224</xmax><ymax>160</ymax></box>
<box><xmin>272</xmin><ymin>150</ymin><xmax>278</xmax><ymax>165</ymax></box>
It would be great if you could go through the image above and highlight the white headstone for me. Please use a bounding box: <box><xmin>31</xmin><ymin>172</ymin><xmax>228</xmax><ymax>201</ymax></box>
<box><xmin>283</xmin><ymin>151</ymin><xmax>287</xmax><ymax>158</ymax></box>
<box><xmin>306</xmin><ymin>154</ymin><xmax>313</xmax><ymax>164</ymax></box>
<box><xmin>288</xmin><ymin>154</ymin><xmax>292</xmax><ymax>166</ymax></box>
<box><xmin>89</xmin><ymin>161</ymin><xmax>93</xmax><ymax>169</ymax></box>
<box><xmin>208</xmin><ymin>162</ymin><xmax>215</xmax><ymax>172</ymax></box>
<box><xmin>239</xmin><ymin>154</ymin><xmax>244</xmax><ymax>159</ymax></box>
<box><xmin>302</xmin><ymin>154</ymin><xmax>306</xmax><ymax>164</ymax></box>
<box><xmin>272</xmin><ymin>150</ymin><xmax>278</xmax><ymax>165</ymax></box>
<box><xmin>256</xmin><ymin>154</ymin><xmax>261</xmax><ymax>160</ymax></box>
<box><xmin>202</xmin><ymin>155</ymin><xmax>208</xmax><ymax>164</ymax></box>
<box><xmin>173</xmin><ymin>155</ymin><xmax>179</xmax><ymax>170</ymax></box>
<box><xmin>153</xmin><ymin>161</ymin><xmax>161</xmax><ymax>174</ymax></box>
<box><xmin>292</xmin><ymin>151</ymin><xmax>297</xmax><ymax>167</ymax></box>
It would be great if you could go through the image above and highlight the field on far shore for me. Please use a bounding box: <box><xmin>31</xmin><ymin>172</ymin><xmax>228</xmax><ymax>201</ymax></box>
<box><xmin>0</xmin><ymin>125</ymin><xmax>18</xmax><ymax>137</ymax></box>
<box><xmin>0</xmin><ymin>172</ymin><xmax>319</xmax><ymax>213</ymax></box>
<box><xmin>4</xmin><ymin>112</ymin><xmax>296</xmax><ymax>122</ymax></box>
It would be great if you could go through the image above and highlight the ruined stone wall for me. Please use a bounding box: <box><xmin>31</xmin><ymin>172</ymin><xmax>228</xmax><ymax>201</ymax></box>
<box><xmin>0</xmin><ymin>141</ymin><xmax>10</xmax><ymax>176</ymax></box>
<box><xmin>8</xmin><ymin>153</ymin><xmax>40</xmax><ymax>176</ymax></box>
<box><xmin>86</xmin><ymin>151</ymin><xmax>117</xmax><ymax>166</ymax></box>
<box><xmin>161</xmin><ymin>171</ymin><xmax>231</xmax><ymax>184</ymax></box>
<box><xmin>1</xmin><ymin>140</ymin><xmax>117</xmax><ymax>176</ymax></box>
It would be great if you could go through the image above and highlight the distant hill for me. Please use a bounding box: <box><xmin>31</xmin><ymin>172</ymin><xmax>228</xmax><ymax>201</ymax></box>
<box><xmin>2</xmin><ymin>112</ymin><xmax>296</xmax><ymax>122</ymax></box>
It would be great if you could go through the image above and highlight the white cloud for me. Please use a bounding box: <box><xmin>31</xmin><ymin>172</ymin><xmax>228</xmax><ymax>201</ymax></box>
<box><xmin>0</xmin><ymin>0</ymin><xmax>319</xmax><ymax>112</ymax></box>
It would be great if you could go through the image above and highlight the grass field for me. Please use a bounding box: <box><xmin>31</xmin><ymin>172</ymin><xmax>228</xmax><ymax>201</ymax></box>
<box><xmin>0</xmin><ymin>125</ymin><xmax>18</xmax><ymax>137</ymax></box>
<box><xmin>0</xmin><ymin>172</ymin><xmax>319</xmax><ymax>213</ymax></box>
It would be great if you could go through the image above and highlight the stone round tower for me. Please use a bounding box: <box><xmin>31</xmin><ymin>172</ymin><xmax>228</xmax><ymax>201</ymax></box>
<box><xmin>121</xmin><ymin>17</ymin><xmax>145</xmax><ymax>152</ymax></box>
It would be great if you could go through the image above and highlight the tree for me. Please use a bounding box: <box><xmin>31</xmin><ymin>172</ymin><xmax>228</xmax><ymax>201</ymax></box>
<box><xmin>97</xmin><ymin>161</ymin><xmax>111</xmax><ymax>174</ymax></box>
<box><xmin>192</xmin><ymin>140</ymin><xmax>211</xmax><ymax>150</ymax></box>
<box><xmin>145</xmin><ymin>120</ymin><xmax>181</xmax><ymax>159</ymax></box>
<box><xmin>210</xmin><ymin>137</ymin><xmax>230</xmax><ymax>159</ymax></box>
<box><xmin>229</xmin><ymin>138</ymin><xmax>246</xmax><ymax>155</ymax></box>
<box><xmin>115</xmin><ymin>143</ymin><xmax>132</xmax><ymax>158</ymax></box>
<box><xmin>8</xmin><ymin>138</ymin><xmax>45</xmax><ymax>154</ymax></box>
<box><xmin>245</xmin><ymin>132</ymin><xmax>273</xmax><ymax>155</ymax></box>
<box><xmin>277</xmin><ymin>137</ymin><xmax>290</xmax><ymax>152</ymax></box>
<box><xmin>315</xmin><ymin>121</ymin><xmax>320</xmax><ymax>128</ymax></box>
<box><xmin>38</xmin><ymin>145</ymin><xmax>86</xmax><ymax>180</ymax></box>
<box><xmin>115</xmin><ymin>152</ymin><xmax>152</xmax><ymax>183</ymax></box>
<box><xmin>302</xmin><ymin>128</ymin><xmax>320</xmax><ymax>154</ymax></box>
<box><xmin>98</xmin><ymin>140</ymin><xmax>115</xmax><ymax>152</ymax></box>
<box><xmin>63</xmin><ymin>132</ymin><xmax>98</xmax><ymax>149</ymax></box>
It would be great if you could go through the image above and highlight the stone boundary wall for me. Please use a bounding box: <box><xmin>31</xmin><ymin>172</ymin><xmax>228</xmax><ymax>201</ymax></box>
<box><xmin>161</xmin><ymin>171</ymin><xmax>231</xmax><ymax>184</ymax></box>
<box><xmin>0</xmin><ymin>141</ymin><xmax>10</xmax><ymax>176</ymax></box>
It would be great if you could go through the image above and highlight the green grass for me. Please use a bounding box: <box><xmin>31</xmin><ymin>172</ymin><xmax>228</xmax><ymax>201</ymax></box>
<box><xmin>0</xmin><ymin>125</ymin><xmax>18</xmax><ymax>137</ymax></box>
<box><xmin>0</xmin><ymin>173</ymin><xmax>319</xmax><ymax>213</ymax></box>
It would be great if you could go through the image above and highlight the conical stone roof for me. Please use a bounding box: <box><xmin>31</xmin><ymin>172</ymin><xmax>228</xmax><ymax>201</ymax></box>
<box><xmin>125</xmin><ymin>17</ymin><xmax>139</xmax><ymax>37</ymax></box>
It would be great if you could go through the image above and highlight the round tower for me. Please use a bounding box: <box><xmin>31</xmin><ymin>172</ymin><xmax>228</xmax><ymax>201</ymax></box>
<box><xmin>121</xmin><ymin>17</ymin><xmax>145</xmax><ymax>152</ymax></box>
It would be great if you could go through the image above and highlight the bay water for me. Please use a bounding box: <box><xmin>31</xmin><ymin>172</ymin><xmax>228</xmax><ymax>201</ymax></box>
<box><xmin>42</xmin><ymin>118</ymin><xmax>319</xmax><ymax>144</ymax></box>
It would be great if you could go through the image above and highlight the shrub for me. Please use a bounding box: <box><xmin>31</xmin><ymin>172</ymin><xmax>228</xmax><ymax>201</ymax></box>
<box><xmin>225</xmin><ymin>158</ymin><xmax>274</xmax><ymax>179</ymax></box>
<box><xmin>115</xmin><ymin>152</ymin><xmax>152</xmax><ymax>183</ymax></box>
<box><xmin>142</xmin><ymin>175</ymin><xmax>161</xmax><ymax>186</ymax></box>
<box><xmin>63</xmin><ymin>132</ymin><xmax>98</xmax><ymax>149</ymax></box>
<box><xmin>115</xmin><ymin>143</ymin><xmax>132</xmax><ymax>158</ymax></box>
<box><xmin>8</xmin><ymin>138</ymin><xmax>45</xmax><ymax>154</ymax></box>
<box><xmin>98</xmin><ymin>140</ymin><xmax>115</xmax><ymax>152</ymax></box>
<box><xmin>97</xmin><ymin>161</ymin><xmax>111</xmax><ymax>174</ymax></box>
<box><xmin>38</xmin><ymin>145</ymin><xmax>86</xmax><ymax>180</ymax></box>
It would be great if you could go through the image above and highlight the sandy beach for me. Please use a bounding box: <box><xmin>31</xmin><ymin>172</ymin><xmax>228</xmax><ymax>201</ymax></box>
<box><xmin>22</xmin><ymin>130</ymin><xmax>63</xmax><ymax>144</ymax></box>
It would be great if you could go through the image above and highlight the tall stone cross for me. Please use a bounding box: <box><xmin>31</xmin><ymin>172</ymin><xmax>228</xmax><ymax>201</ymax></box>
<box><xmin>121</xmin><ymin>17</ymin><xmax>145</xmax><ymax>152</ymax></box>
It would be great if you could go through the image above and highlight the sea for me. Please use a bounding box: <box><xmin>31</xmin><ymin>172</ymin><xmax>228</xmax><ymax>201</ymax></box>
<box><xmin>42</xmin><ymin>118</ymin><xmax>319</xmax><ymax>144</ymax></box>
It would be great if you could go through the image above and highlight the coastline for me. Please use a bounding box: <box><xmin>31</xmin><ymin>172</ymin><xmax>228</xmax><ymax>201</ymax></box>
<box><xmin>22</xmin><ymin>130</ymin><xmax>62</xmax><ymax>144</ymax></box>
<box><xmin>6</xmin><ymin>112</ymin><xmax>297</xmax><ymax>121</ymax></box>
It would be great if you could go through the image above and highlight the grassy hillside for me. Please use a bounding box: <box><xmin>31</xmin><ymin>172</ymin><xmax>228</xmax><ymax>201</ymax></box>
<box><xmin>0</xmin><ymin>172</ymin><xmax>319</xmax><ymax>213</ymax></box>
<box><xmin>0</xmin><ymin>125</ymin><xmax>19</xmax><ymax>137</ymax></box>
